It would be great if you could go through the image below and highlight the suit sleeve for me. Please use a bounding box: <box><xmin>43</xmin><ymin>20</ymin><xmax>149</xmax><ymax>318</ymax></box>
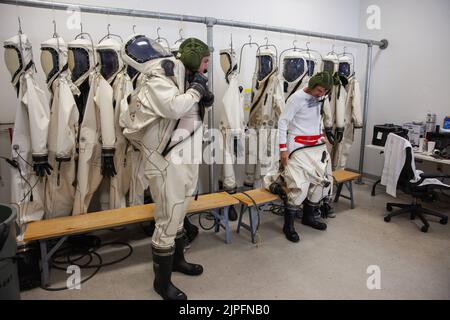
<box><xmin>322</xmin><ymin>96</ymin><xmax>333</xmax><ymax>130</ymax></box>
<box><xmin>351</xmin><ymin>80</ymin><xmax>363</xmax><ymax>128</ymax></box>
<box><xmin>95</xmin><ymin>77</ymin><xmax>116</xmax><ymax>149</ymax></box>
<box><xmin>56</xmin><ymin>82</ymin><xmax>79</xmax><ymax>159</ymax></box>
<box><xmin>335</xmin><ymin>86</ymin><xmax>346</xmax><ymax>131</ymax></box>
<box><xmin>23</xmin><ymin>76</ymin><xmax>50</xmax><ymax>156</ymax></box>
<box><xmin>146</xmin><ymin>75</ymin><xmax>201</xmax><ymax>120</ymax></box>
<box><xmin>273</xmin><ymin>78</ymin><xmax>286</xmax><ymax>120</ymax></box>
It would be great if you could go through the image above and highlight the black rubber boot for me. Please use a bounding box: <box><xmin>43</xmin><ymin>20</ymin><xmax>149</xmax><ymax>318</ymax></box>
<box><xmin>152</xmin><ymin>247</ymin><xmax>187</xmax><ymax>300</ymax></box>
<box><xmin>183</xmin><ymin>217</ymin><xmax>199</xmax><ymax>243</ymax></box>
<box><xmin>283</xmin><ymin>207</ymin><xmax>300</xmax><ymax>243</ymax></box>
<box><xmin>223</xmin><ymin>188</ymin><xmax>238</xmax><ymax>221</ymax></box>
<box><xmin>173</xmin><ymin>234</ymin><xmax>203</xmax><ymax>276</ymax></box>
<box><xmin>228</xmin><ymin>205</ymin><xmax>238</xmax><ymax>221</ymax></box>
<box><xmin>302</xmin><ymin>201</ymin><xmax>327</xmax><ymax>231</ymax></box>
<box><xmin>320</xmin><ymin>201</ymin><xmax>335</xmax><ymax>218</ymax></box>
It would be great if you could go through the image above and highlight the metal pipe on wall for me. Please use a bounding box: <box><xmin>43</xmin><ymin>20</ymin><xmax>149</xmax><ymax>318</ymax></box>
<box><xmin>206</xmin><ymin>18</ymin><xmax>215</xmax><ymax>193</ymax></box>
<box><xmin>0</xmin><ymin>0</ymin><xmax>388</xmax><ymax>190</ymax></box>
<box><xmin>357</xmin><ymin>44</ymin><xmax>374</xmax><ymax>184</ymax></box>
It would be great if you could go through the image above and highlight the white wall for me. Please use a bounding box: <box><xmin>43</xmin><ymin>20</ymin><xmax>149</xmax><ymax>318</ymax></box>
<box><xmin>359</xmin><ymin>0</ymin><xmax>450</xmax><ymax>177</ymax></box>
<box><xmin>0</xmin><ymin>0</ymin><xmax>364</xmax><ymax>201</ymax></box>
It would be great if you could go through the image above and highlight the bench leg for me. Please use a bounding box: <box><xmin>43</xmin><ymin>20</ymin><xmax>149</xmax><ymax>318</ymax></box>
<box><xmin>223</xmin><ymin>206</ymin><xmax>231</xmax><ymax>244</ymax></box>
<box><xmin>249</xmin><ymin>207</ymin><xmax>257</xmax><ymax>244</ymax></box>
<box><xmin>347</xmin><ymin>182</ymin><xmax>355</xmax><ymax>209</ymax></box>
<box><xmin>334</xmin><ymin>183</ymin><xmax>343</xmax><ymax>203</ymax></box>
<box><xmin>214</xmin><ymin>210</ymin><xmax>221</xmax><ymax>233</ymax></box>
<box><xmin>40</xmin><ymin>240</ymin><xmax>50</xmax><ymax>288</ymax></box>
<box><xmin>40</xmin><ymin>236</ymin><xmax>68</xmax><ymax>288</ymax></box>
<box><xmin>236</xmin><ymin>205</ymin><xmax>259</xmax><ymax>244</ymax></box>
<box><xmin>237</xmin><ymin>205</ymin><xmax>246</xmax><ymax>234</ymax></box>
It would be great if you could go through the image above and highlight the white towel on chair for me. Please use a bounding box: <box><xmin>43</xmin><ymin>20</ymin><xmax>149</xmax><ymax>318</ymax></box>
<box><xmin>381</xmin><ymin>133</ymin><xmax>418</xmax><ymax>197</ymax></box>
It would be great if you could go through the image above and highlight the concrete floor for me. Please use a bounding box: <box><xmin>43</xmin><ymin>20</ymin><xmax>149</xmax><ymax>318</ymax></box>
<box><xmin>21</xmin><ymin>181</ymin><xmax>450</xmax><ymax>300</ymax></box>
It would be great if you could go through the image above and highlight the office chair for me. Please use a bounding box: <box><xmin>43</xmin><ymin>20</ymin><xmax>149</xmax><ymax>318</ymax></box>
<box><xmin>384</xmin><ymin>138</ymin><xmax>449</xmax><ymax>232</ymax></box>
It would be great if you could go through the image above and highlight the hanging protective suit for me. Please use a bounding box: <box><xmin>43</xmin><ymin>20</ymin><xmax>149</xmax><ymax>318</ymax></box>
<box><xmin>218</xmin><ymin>49</ymin><xmax>245</xmax><ymax>192</ymax></box>
<box><xmin>4</xmin><ymin>34</ymin><xmax>51</xmax><ymax>239</ymax></box>
<box><xmin>97</xmin><ymin>37</ymin><xmax>136</xmax><ymax>209</ymax></box>
<box><xmin>244</xmin><ymin>47</ymin><xmax>285</xmax><ymax>187</ymax></box>
<box><xmin>321</xmin><ymin>53</ymin><xmax>346</xmax><ymax>150</ymax></box>
<box><xmin>331</xmin><ymin>55</ymin><xmax>363</xmax><ymax>170</ymax></box>
<box><xmin>120</xmin><ymin>35</ymin><xmax>213</xmax><ymax>300</ymax></box>
<box><xmin>40</xmin><ymin>36</ymin><xmax>79</xmax><ymax>219</ymax></box>
<box><xmin>264</xmin><ymin>72</ymin><xmax>334</xmax><ymax>242</ymax></box>
<box><xmin>70</xmin><ymin>38</ymin><xmax>117</xmax><ymax>215</ymax></box>
<box><xmin>281</xmin><ymin>51</ymin><xmax>309</xmax><ymax>101</ymax></box>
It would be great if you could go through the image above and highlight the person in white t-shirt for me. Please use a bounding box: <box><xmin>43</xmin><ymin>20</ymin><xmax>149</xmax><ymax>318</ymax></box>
<box><xmin>264</xmin><ymin>72</ymin><xmax>335</xmax><ymax>242</ymax></box>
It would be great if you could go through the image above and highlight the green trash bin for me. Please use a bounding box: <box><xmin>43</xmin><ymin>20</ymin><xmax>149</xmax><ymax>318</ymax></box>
<box><xmin>0</xmin><ymin>204</ymin><xmax>21</xmax><ymax>300</ymax></box>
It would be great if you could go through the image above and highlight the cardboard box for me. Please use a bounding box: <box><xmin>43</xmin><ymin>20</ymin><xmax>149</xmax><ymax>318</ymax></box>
<box><xmin>402</xmin><ymin>122</ymin><xmax>426</xmax><ymax>147</ymax></box>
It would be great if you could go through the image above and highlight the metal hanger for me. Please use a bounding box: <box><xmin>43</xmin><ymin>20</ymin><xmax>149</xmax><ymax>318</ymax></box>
<box><xmin>299</xmin><ymin>41</ymin><xmax>323</xmax><ymax>60</ymax></box>
<box><xmin>238</xmin><ymin>34</ymin><xmax>259</xmax><ymax>73</ymax></box>
<box><xmin>52</xmin><ymin>20</ymin><xmax>58</xmax><ymax>38</ymax></box>
<box><xmin>154</xmin><ymin>27</ymin><xmax>170</xmax><ymax>50</ymax></box>
<box><xmin>18</xmin><ymin>17</ymin><xmax>23</xmax><ymax>35</ymax></box>
<box><xmin>99</xmin><ymin>23</ymin><xmax>123</xmax><ymax>43</ymax></box>
<box><xmin>132</xmin><ymin>24</ymin><xmax>137</xmax><ymax>34</ymax></box>
<box><xmin>256</xmin><ymin>36</ymin><xmax>278</xmax><ymax>65</ymax></box>
<box><xmin>326</xmin><ymin>44</ymin><xmax>339</xmax><ymax>57</ymax></box>
<box><xmin>338</xmin><ymin>46</ymin><xmax>355</xmax><ymax>65</ymax></box>
<box><xmin>278</xmin><ymin>39</ymin><xmax>305</xmax><ymax>67</ymax></box>
<box><xmin>74</xmin><ymin>23</ymin><xmax>97</xmax><ymax>66</ymax></box>
<box><xmin>174</xmin><ymin>28</ymin><xmax>185</xmax><ymax>45</ymax></box>
<box><xmin>74</xmin><ymin>22</ymin><xmax>86</xmax><ymax>39</ymax></box>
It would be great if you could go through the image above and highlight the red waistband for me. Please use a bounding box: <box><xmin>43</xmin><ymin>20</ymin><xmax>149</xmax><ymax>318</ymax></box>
<box><xmin>294</xmin><ymin>134</ymin><xmax>324</xmax><ymax>146</ymax></box>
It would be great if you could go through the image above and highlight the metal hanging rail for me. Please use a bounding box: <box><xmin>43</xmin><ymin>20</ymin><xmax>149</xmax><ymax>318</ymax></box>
<box><xmin>1</xmin><ymin>0</ymin><xmax>389</xmax><ymax>190</ymax></box>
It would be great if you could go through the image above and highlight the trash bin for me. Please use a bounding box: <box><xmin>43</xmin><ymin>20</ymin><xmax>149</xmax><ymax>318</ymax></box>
<box><xmin>0</xmin><ymin>204</ymin><xmax>20</xmax><ymax>300</ymax></box>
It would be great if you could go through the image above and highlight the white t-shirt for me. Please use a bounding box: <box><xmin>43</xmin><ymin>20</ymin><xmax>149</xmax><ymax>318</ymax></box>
<box><xmin>278</xmin><ymin>89</ymin><xmax>324</xmax><ymax>153</ymax></box>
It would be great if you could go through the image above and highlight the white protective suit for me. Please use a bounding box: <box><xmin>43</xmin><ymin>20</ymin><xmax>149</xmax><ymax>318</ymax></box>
<box><xmin>4</xmin><ymin>34</ymin><xmax>50</xmax><ymax>239</ymax></box>
<box><xmin>218</xmin><ymin>49</ymin><xmax>245</xmax><ymax>192</ymax></box>
<box><xmin>331</xmin><ymin>55</ymin><xmax>363</xmax><ymax>170</ymax></box>
<box><xmin>265</xmin><ymin>89</ymin><xmax>333</xmax><ymax>206</ymax></box>
<box><xmin>120</xmin><ymin>35</ymin><xmax>204</xmax><ymax>251</ymax></box>
<box><xmin>244</xmin><ymin>48</ymin><xmax>285</xmax><ymax>187</ymax></box>
<box><xmin>40</xmin><ymin>37</ymin><xmax>79</xmax><ymax>218</ymax></box>
<box><xmin>70</xmin><ymin>38</ymin><xmax>116</xmax><ymax>215</ymax></box>
<box><xmin>321</xmin><ymin>53</ymin><xmax>346</xmax><ymax>161</ymax></box>
<box><xmin>97</xmin><ymin>37</ymin><xmax>139</xmax><ymax>209</ymax></box>
<box><xmin>280</xmin><ymin>50</ymin><xmax>309</xmax><ymax>101</ymax></box>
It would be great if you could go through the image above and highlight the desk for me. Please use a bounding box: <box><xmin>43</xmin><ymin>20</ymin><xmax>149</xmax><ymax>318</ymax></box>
<box><xmin>366</xmin><ymin>144</ymin><xmax>450</xmax><ymax>196</ymax></box>
<box><xmin>366</xmin><ymin>144</ymin><xmax>450</xmax><ymax>165</ymax></box>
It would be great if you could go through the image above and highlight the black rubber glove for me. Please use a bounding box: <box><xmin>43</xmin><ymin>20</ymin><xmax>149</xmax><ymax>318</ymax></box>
<box><xmin>101</xmin><ymin>148</ymin><xmax>117</xmax><ymax>177</ymax></box>
<box><xmin>189</xmin><ymin>72</ymin><xmax>209</xmax><ymax>98</ymax></box>
<box><xmin>325</xmin><ymin>128</ymin><xmax>335</xmax><ymax>146</ymax></box>
<box><xmin>32</xmin><ymin>155</ymin><xmax>53</xmax><ymax>177</ymax></box>
<box><xmin>335</xmin><ymin>128</ymin><xmax>344</xmax><ymax>143</ymax></box>
<box><xmin>200</xmin><ymin>90</ymin><xmax>214</xmax><ymax>108</ymax></box>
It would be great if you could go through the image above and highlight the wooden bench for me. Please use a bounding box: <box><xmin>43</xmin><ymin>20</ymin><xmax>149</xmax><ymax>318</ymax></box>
<box><xmin>23</xmin><ymin>192</ymin><xmax>239</xmax><ymax>287</ymax></box>
<box><xmin>233</xmin><ymin>189</ymin><xmax>280</xmax><ymax>243</ymax></box>
<box><xmin>332</xmin><ymin>169</ymin><xmax>362</xmax><ymax>209</ymax></box>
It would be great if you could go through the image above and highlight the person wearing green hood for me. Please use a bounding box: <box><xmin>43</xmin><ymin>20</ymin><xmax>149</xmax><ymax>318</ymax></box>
<box><xmin>264</xmin><ymin>72</ymin><xmax>334</xmax><ymax>242</ymax></box>
<box><xmin>121</xmin><ymin>36</ymin><xmax>213</xmax><ymax>300</ymax></box>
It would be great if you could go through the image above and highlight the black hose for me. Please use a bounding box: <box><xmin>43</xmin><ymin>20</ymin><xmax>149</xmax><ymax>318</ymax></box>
<box><xmin>197</xmin><ymin>211</ymin><xmax>217</xmax><ymax>231</ymax></box>
<box><xmin>241</xmin><ymin>191</ymin><xmax>262</xmax><ymax>231</ymax></box>
<box><xmin>40</xmin><ymin>234</ymin><xmax>133</xmax><ymax>292</ymax></box>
